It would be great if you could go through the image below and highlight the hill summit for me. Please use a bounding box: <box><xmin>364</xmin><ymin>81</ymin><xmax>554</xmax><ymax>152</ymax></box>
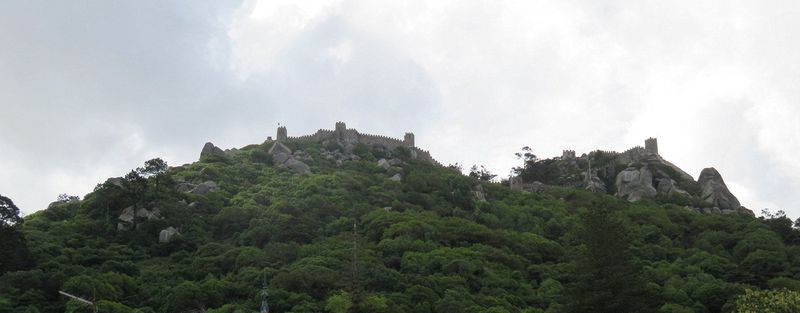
<box><xmin>2</xmin><ymin>121</ymin><xmax>798</xmax><ymax>313</ymax></box>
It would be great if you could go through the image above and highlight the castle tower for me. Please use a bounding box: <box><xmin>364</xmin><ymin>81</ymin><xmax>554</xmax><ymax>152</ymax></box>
<box><xmin>277</xmin><ymin>126</ymin><xmax>287</xmax><ymax>141</ymax></box>
<box><xmin>335</xmin><ymin>121</ymin><xmax>346</xmax><ymax>140</ymax></box>
<box><xmin>645</xmin><ymin>137</ymin><xmax>658</xmax><ymax>155</ymax></box>
<box><xmin>404</xmin><ymin>132</ymin><xmax>415</xmax><ymax>147</ymax></box>
<box><xmin>562</xmin><ymin>150</ymin><xmax>576</xmax><ymax>159</ymax></box>
<box><xmin>335</xmin><ymin>121</ymin><xmax>346</xmax><ymax>133</ymax></box>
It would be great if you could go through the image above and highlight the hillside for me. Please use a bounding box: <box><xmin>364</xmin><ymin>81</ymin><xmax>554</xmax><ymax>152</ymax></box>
<box><xmin>2</xmin><ymin>123</ymin><xmax>800</xmax><ymax>313</ymax></box>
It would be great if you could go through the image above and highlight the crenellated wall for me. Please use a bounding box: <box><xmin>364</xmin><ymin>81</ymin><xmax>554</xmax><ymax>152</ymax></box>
<box><xmin>274</xmin><ymin>122</ymin><xmax>441</xmax><ymax>166</ymax></box>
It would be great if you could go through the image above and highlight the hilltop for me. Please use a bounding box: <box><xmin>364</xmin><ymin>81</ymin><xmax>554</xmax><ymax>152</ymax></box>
<box><xmin>510</xmin><ymin>138</ymin><xmax>753</xmax><ymax>216</ymax></box>
<box><xmin>1</xmin><ymin>122</ymin><xmax>799</xmax><ymax>313</ymax></box>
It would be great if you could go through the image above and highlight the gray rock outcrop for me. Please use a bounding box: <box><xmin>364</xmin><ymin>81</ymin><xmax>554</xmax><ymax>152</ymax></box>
<box><xmin>201</xmin><ymin>142</ymin><xmax>226</xmax><ymax>158</ymax></box>
<box><xmin>104</xmin><ymin>177</ymin><xmax>124</xmax><ymax>188</ymax></box>
<box><xmin>584</xmin><ymin>174</ymin><xmax>607</xmax><ymax>193</ymax></box>
<box><xmin>117</xmin><ymin>206</ymin><xmax>162</xmax><ymax>230</ymax></box>
<box><xmin>377</xmin><ymin>159</ymin><xmax>392</xmax><ymax>170</ymax></box>
<box><xmin>615</xmin><ymin>167</ymin><xmax>657</xmax><ymax>201</ymax></box>
<box><xmin>285</xmin><ymin>158</ymin><xmax>312</xmax><ymax>175</ymax></box>
<box><xmin>273</xmin><ymin>152</ymin><xmax>290</xmax><ymax>164</ymax></box>
<box><xmin>698</xmin><ymin>167</ymin><xmax>741</xmax><ymax>211</ymax></box>
<box><xmin>159</xmin><ymin>227</ymin><xmax>180</xmax><ymax>243</ymax></box>
<box><xmin>118</xmin><ymin>206</ymin><xmax>135</xmax><ymax>224</ymax></box>
<box><xmin>655</xmin><ymin>178</ymin><xmax>690</xmax><ymax>197</ymax></box>
<box><xmin>190</xmin><ymin>181</ymin><xmax>219</xmax><ymax>194</ymax></box>
<box><xmin>268</xmin><ymin>142</ymin><xmax>292</xmax><ymax>155</ymax></box>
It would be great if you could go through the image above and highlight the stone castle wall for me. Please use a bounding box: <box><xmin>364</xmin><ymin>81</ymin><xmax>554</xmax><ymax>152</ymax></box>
<box><xmin>276</xmin><ymin>122</ymin><xmax>441</xmax><ymax>166</ymax></box>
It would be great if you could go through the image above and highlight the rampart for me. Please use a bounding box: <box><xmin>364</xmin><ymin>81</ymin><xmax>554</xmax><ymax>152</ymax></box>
<box><xmin>274</xmin><ymin>122</ymin><xmax>441</xmax><ymax>166</ymax></box>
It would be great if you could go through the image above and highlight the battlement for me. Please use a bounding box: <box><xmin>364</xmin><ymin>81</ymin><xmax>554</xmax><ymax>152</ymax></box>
<box><xmin>274</xmin><ymin>122</ymin><xmax>438</xmax><ymax>166</ymax></box>
<box><xmin>562</xmin><ymin>150</ymin><xmax>576</xmax><ymax>159</ymax></box>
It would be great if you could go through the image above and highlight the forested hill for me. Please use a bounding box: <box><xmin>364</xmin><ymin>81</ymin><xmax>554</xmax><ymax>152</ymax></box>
<box><xmin>2</xmin><ymin>137</ymin><xmax>800</xmax><ymax>313</ymax></box>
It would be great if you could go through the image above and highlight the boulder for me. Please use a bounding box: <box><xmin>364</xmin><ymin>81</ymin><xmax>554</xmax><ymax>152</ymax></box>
<box><xmin>285</xmin><ymin>158</ymin><xmax>311</xmax><ymax>175</ymax></box>
<box><xmin>655</xmin><ymin>178</ymin><xmax>691</xmax><ymax>197</ymax></box>
<box><xmin>698</xmin><ymin>167</ymin><xmax>741</xmax><ymax>211</ymax></box>
<box><xmin>388</xmin><ymin>158</ymin><xmax>403</xmax><ymax>166</ymax></box>
<box><xmin>377</xmin><ymin>159</ymin><xmax>392</xmax><ymax>170</ymax></box>
<box><xmin>201</xmin><ymin>142</ymin><xmax>226</xmax><ymax>159</ymax></box>
<box><xmin>191</xmin><ymin>181</ymin><xmax>219</xmax><ymax>194</ymax></box>
<box><xmin>118</xmin><ymin>206</ymin><xmax>135</xmax><ymax>224</ymax></box>
<box><xmin>136</xmin><ymin>207</ymin><xmax>161</xmax><ymax>220</ymax></box>
<box><xmin>268</xmin><ymin>142</ymin><xmax>292</xmax><ymax>155</ymax></box>
<box><xmin>159</xmin><ymin>227</ymin><xmax>180</xmax><ymax>243</ymax></box>
<box><xmin>390</xmin><ymin>173</ymin><xmax>402</xmax><ymax>181</ymax></box>
<box><xmin>273</xmin><ymin>152</ymin><xmax>290</xmax><ymax>164</ymax></box>
<box><xmin>224</xmin><ymin>148</ymin><xmax>241</xmax><ymax>157</ymax></box>
<box><xmin>176</xmin><ymin>182</ymin><xmax>194</xmax><ymax>193</ymax></box>
<box><xmin>615</xmin><ymin>167</ymin><xmax>657</xmax><ymax>201</ymax></box>
<box><xmin>104</xmin><ymin>177</ymin><xmax>124</xmax><ymax>188</ymax></box>
<box><xmin>737</xmin><ymin>206</ymin><xmax>755</xmax><ymax>217</ymax></box>
<box><xmin>585</xmin><ymin>175</ymin><xmax>607</xmax><ymax>193</ymax></box>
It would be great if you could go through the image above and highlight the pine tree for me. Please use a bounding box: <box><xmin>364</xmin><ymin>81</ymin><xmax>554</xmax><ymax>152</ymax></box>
<box><xmin>565</xmin><ymin>204</ymin><xmax>654</xmax><ymax>313</ymax></box>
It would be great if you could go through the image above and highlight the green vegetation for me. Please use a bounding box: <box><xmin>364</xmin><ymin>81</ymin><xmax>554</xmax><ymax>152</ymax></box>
<box><xmin>734</xmin><ymin>289</ymin><xmax>800</xmax><ymax>312</ymax></box>
<box><xmin>1</xmin><ymin>142</ymin><xmax>799</xmax><ymax>313</ymax></box>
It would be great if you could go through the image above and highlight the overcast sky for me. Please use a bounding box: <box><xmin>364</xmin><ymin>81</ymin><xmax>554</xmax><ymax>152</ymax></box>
<box><xmin>2</xmin><ymin>0</ymin><xmax>799</xmax><ymax>219</ymax></box>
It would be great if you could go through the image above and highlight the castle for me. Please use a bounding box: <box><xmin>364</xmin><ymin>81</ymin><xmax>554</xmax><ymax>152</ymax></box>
<box><xmin>561</xmin><ymin>137</ymin><xmax>659</xmax><ymax>163</ymax></box>
<box><xmin>270</xmin><ymin>122</ymin><xmax>440</xmax><ymax>166</ymax></box>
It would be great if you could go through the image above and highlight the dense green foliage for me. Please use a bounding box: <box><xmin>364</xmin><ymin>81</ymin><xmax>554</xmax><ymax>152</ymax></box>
<box><xmin>1</xmin><ymin>141</ymin><xmax>800</xmax><ymax>312</ymax></box>
<box><xmin>0</xmin><ymin>194</ymin><xmax>31</xmax><ymax>275</ymax></box>
<box><xmin>733</xmin><ymin>289</ymin><xmax>800</xmax><ymax>312</ymax></box>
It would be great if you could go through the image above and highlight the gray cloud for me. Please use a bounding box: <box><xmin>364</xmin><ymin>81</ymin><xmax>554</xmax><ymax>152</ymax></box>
<box><xmin>1</xmin><ymin>0</ymin><xmax>799</xmax><ymax>220</ymax></box>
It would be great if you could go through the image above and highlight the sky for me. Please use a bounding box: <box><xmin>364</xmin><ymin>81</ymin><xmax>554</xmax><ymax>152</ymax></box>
<box><xmin>1</xmin><ymin>0</ymin><xmax>799</xmax><ymax>219</ymax></box>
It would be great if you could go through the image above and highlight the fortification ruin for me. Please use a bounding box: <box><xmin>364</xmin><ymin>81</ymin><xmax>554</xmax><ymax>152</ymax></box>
<box><xmin>569</xmin><ymin>138</ymin><xmax>660</xmax><ymax>164</ymax></box>
<box><xmin>271</xmin><ymin>122</ymin><xmax>441</xmax><ymax>166</ymax></box>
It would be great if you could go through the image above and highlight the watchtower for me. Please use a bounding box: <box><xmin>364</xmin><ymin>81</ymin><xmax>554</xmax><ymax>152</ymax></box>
<box><xmin>404</xmin><ymin>132</ymin><xmax>415</xmax><ymax>147</ymax></box>
<box><xmin>335</xmin><ymin>121</ymin><xmax>346</xmax><ymax>133</ymax></box>
<box><xmin>645</xmin><ymin>137</ymin><xmax>658</xmax><ymax>155</ymax></box>
<box><xmin>277</xmin><ymin>126</ymin><xmax>287</xmax><ymax>141</ymax></box>
<box><xmin>562</xmin><ymin>150</ymin><xmax>576</xmax><ymax>159</ymax></box>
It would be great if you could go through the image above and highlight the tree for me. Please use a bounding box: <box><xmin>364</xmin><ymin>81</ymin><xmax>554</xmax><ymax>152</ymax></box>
<box><xmin>0</xmin><ymin>194</ymin><xmax>31</xmax><ymax>273</ymax></box>
<box><xmin>0</xmin><ymin>194</ymin><xmax>21</xmax><ymax>226</ymax></box>
<box><xmin>512</xmin><ymin>147</ymin><xmax>560</xmax><ymax>184</ymax></box>
<box><xmin>139</xmin><ymin>158</ymin><xmax>168</xmax><ymax>177</ymax></box>
<box><xmin>514</xmin><ymin>146</ymin><xmax>537</xmax><ymax>163</ymax></box>
<box><xmin>325</xmin><ymin>291</ymin><xmax>352</xmax><ymax>313</ymax></box>
<box><xmin>122</xmin><ymin>170</ymin><xmax>148</xmax><ymax>229</ymax></box>
<box><xmin>469</xmin><ymin>165</ymin><xmax>496</xmax><ymax>181</ymax></box>
<box><xmin>734</xmin><ymin>289</ymin><xmax>800</xmax><ymax>313</ymax></box>
<box><xmin>138</xmin><ymin>158</ymin><xmax>169</xmax><ymax>192</ymax></box>
<box><xmin>56</xmin><ymin>194</ymin><xmax>80</xmax><ymax>203</ymax></box>
<box><xmin>564</xmin><ymin>206</ymin><xmax>654</xmax><ymax>313</ymax></box>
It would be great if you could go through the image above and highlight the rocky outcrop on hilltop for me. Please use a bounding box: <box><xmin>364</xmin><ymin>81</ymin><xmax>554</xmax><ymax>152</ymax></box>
<box><xmin>615</xmin><ymin>167</ymin><xmax>658</xmax><ymax>201</ymax></box>
<box><xmin>697</xmin><ymin>167</ymin><xmax>751</xmax><ymax>215</ymax></box>
<box><xmin>511</xmin><ymin>138</ymin><xmax>750</xmax><ymax>215</ymax></box>
<box><xmin>200</xmin><ymin>142</ymin><xmax>226</xmax><ymax>158</ymax></box>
